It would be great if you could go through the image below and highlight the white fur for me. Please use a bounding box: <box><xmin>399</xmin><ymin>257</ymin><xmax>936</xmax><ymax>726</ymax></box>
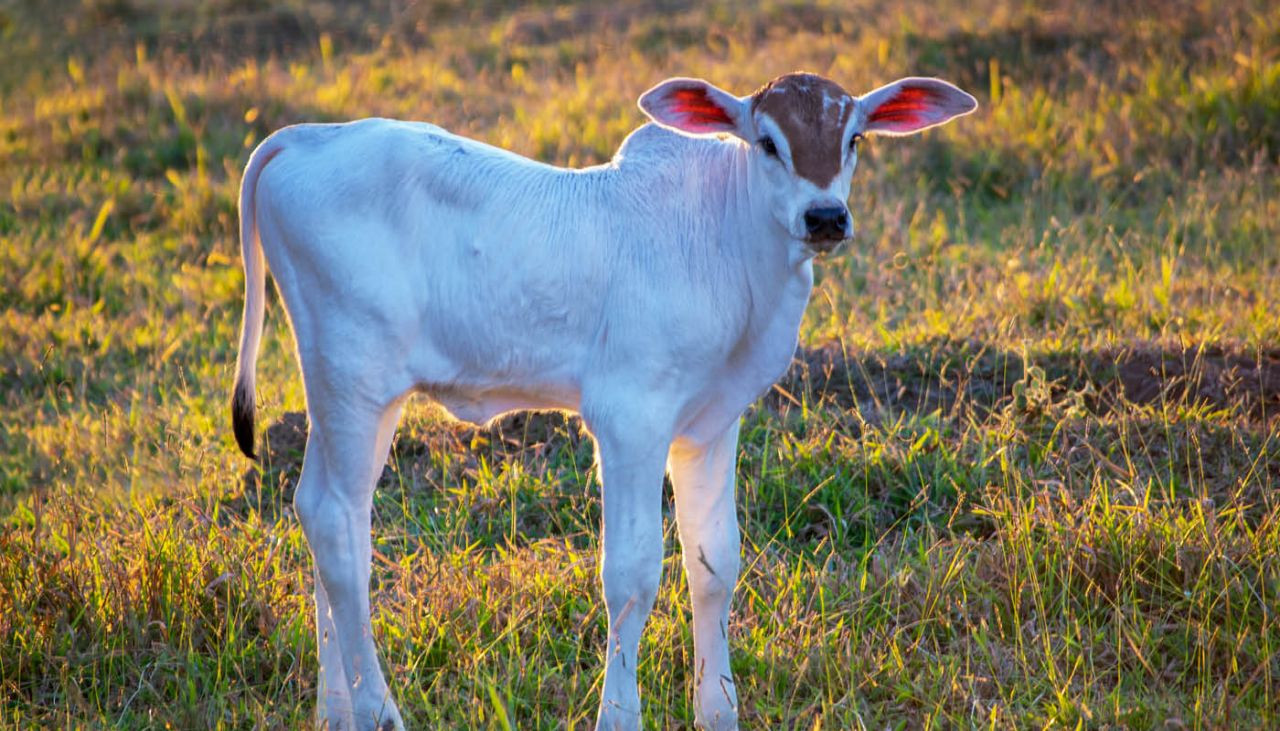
<box><xmin>233</xmin><ymin>75</ymin><xmax>974</xmax><ymax>731</ymax></box>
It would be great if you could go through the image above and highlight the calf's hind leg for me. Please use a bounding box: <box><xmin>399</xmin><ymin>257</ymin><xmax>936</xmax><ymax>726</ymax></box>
<box><xmin>313</xmin><ymin>561</ymin><xmax>352</xmax><ymax>727</ymax></box>
<box><xmin>295</xmin><ymin>397</ymin><xmax>406</xmax><ymax>730</ymax></box>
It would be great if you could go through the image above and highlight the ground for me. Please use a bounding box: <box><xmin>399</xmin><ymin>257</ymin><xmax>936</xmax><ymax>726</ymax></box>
<box><xmin>1</xmin><ymin>0</ymin><xmax>1278</xmax><ymax>727</ymax></box>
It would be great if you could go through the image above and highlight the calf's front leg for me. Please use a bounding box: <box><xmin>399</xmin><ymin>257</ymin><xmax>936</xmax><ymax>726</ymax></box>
<box><xmin>669</xmin><ymin>421</ymin><xmax>741</xmax><ymax>730</ymax></box>
<box><xmin>589</xmin><ymin>408</ymin><xmax>670</xmax><ymax>731</ymax></box>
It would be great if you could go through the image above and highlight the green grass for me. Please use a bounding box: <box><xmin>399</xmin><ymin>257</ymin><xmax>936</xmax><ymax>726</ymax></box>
<box><xmin>2</xmin><ymin>0</ymin><xmax>1279</xmax><ymax>727</ymax></box>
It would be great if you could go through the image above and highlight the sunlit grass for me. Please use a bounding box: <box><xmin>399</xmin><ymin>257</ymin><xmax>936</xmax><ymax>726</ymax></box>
<box><xmin>1</xmin><ymin>0</ymin><xmax>1278</xmax><ymax>727</ymax></box>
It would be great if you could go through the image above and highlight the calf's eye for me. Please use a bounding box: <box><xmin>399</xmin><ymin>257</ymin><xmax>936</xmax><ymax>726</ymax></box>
<box><xmin>759</xmin><ymin>136</ymin><xmax>779</xmax><ymax>157</ymax></box>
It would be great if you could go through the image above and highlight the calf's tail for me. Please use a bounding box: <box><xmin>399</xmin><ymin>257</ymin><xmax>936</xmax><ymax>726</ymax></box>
<box><xmin>232</xmin><ymin>140</ymin><xmax>284</xmax><ymax>461</ymax></box>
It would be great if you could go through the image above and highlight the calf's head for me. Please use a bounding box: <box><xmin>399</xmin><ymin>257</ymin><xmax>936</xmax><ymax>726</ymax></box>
<box><xmin>639</xmin><ymin>72</ymin><xmax>977</xmax><ymax>254</ymax></box>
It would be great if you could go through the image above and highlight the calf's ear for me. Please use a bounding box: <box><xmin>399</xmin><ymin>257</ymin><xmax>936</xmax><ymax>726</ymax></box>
<box><xmin>638</xmin><ymin>78</ymin><xmax>752</xmax><ymax>140</ymax></box>
<box><xmin>858</xmin><ymin>77</ymin><xmax>977</xmax><ymax>136</ymax></box>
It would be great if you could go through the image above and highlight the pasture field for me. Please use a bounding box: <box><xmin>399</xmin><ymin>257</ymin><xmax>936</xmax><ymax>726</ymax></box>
<box><xmin>2</xmin><ymin>0</ymin><xmax>1279</xmax><ymax>727</ymax></box>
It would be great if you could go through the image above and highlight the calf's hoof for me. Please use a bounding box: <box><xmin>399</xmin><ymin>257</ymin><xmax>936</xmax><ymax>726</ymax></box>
<box><xmin>318</xmin><ymin>699</ymin><xmax>403</xmax><ymax>731</ymax></box>
<box><xmin>595</xmin><ymin>701</ymin><xmax>642</xmax><ymax>731</ymax></box>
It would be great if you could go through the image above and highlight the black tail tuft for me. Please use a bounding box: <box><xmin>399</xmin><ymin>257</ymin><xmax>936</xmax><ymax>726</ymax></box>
<box><xmin>232</xmin><ymin>380</ymin><xmax>258</xmax><ymax>461</ymax></box>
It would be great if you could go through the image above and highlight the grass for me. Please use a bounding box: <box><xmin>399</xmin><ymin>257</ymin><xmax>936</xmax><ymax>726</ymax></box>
<box><xmin>1</xmin><ymin>0</ymin><xmax>1279</xmax><ymax>727</ymax></box>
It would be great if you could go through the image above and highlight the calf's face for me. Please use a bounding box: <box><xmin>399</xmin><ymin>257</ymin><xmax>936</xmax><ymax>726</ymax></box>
<box><xmin>639</xmin><ymin>72</ymin><xmax>977</xmax><ymax>255</ymax></box>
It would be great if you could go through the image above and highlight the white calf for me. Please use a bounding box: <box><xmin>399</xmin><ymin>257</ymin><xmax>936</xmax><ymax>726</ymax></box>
<box><xmin>232</xmin><ymin>72</ymin><xmax>975</xmax><ymax>730</ymax></box>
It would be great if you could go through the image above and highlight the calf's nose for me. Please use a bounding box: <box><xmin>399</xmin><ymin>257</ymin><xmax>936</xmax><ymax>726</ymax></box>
<box><xmin>803</xmin><ymin>207</ymin><xmax>850</xmax><ymax>239</ymax></box>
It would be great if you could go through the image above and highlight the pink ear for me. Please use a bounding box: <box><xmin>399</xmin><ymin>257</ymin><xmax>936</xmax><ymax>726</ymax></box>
<box><xmin>861</xmin><ymin>78</ymin><xmax>977</xmax><ymax>136</ymax></box>
<box><xmin>668</xmin><ymin>87</ymin><xmax>734</xmax><ymax>131</ymax></box>
<box><xmin>638</xmin><ymin>78</ymin><xmax>745</xmax><ymax>136</ymax></box>
<box><xmin>868</xmin><ymin>86</ymin><xmax>940</xmax><ymax>128</ymax></box>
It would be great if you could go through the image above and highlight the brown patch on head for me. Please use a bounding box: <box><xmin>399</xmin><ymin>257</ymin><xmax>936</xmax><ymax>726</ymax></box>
<box><xmin>750</xmin><ymin>72</ymin><xmax>856</xmax><ymax>187</ymax></box>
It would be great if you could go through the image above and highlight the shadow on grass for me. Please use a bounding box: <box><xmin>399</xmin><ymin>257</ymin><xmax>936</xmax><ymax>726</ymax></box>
<box><xmin>235</xmin><ymin>338</ymin><xmax>1280</xmax><ymax>544</ymax></box>
<box><xmin>777</xmin><ymin>339</ymin><xmax>1280</xmax><ymax>425</ymax></box>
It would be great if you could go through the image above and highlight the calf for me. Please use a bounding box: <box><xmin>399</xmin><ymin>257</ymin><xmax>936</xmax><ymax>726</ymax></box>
<box><xmin>232</xmin><ymin>72</ymin><xmax>975</xmax><ymax>730</ymax></box>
